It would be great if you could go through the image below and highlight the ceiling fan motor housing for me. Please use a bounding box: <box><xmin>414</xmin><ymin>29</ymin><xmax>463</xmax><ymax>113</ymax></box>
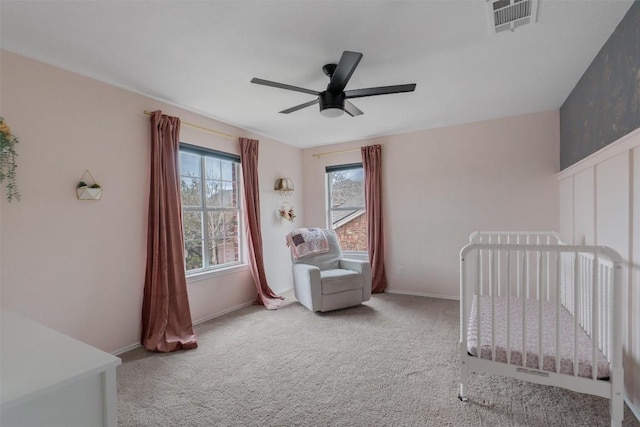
<box><xmin>319</xmin><ymin>91</ymin><xmax>345</xmax><ymax>117</ymax></box>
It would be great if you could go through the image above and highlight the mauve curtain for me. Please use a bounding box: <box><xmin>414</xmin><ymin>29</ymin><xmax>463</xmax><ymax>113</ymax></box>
<box><xmin>239</xmin><ymin>137</ymin><xmax>284</xmax><ymax>309</ymax></box>
<box><xmin>362</xmin><ymin>144</ymin><xmax>388</xmax><ymax>293</ymax></box>
<box><xmin>141</xmin><ymin>110</ymin><xmax>198</xmax><ymax>352</ymax></box>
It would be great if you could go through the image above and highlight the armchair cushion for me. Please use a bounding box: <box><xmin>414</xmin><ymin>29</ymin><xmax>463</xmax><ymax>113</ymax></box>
<box><xmin>320</xmin><ymin>269</ymin><xmax>363</xmax><ymax>294</ymax></box>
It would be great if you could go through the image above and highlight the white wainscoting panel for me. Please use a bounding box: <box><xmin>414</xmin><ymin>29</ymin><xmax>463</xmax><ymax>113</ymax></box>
<box><xmin>559</xmin><ymin>177</ymin><xmax>574</xmax><ymax>244</ymax></box>
<box><xmin>574</xmin><ymin>167</ymin><xmax>596</xmax><ymax>245</ymax></box>
<box><xmin>557</xmin><ymin>128</ymin><xmax>639</xmax><ymax>420</ymax></box>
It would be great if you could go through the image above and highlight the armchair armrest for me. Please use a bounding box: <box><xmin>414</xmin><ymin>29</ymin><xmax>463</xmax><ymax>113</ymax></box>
<box><xmin>339</xmin><ymin>258</ymin><xmax>372</xmax><ymax>301</ymax></box>
<box><xmin>292</xmin><ymin>263</ymin><xmax>322</xmax><ymax>312</ymax></box>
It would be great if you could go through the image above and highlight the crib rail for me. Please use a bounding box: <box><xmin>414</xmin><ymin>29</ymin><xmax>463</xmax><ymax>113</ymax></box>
<box><xmin>460</xmin><ymin>242</ymin><xmax>622</xmax><ymax>380</ymax></box>
<box><xmin>469</xmin><ymin>230</ymin><xmax>563</xmax><ymax>245</ymax></box>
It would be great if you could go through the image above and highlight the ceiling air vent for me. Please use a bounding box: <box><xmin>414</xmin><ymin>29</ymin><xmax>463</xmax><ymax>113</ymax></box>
<box><xmin>487</xmin><ymin>0</ymin><xmax>538</xmax><ymax>34</ymax></box>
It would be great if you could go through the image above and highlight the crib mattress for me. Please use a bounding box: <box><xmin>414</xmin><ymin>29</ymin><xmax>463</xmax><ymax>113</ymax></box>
<box><xmin>467</xmin><ymin>295</ymin><xmax>610</xmax><ymax>379</ymax></box>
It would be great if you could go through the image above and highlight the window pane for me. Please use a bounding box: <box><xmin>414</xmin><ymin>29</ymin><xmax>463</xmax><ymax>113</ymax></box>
<box><xmin>207</xmin><ymin>211</ymin><xmax>239</xmax><ymax>265</ymax></box>
<box><xmin>185</xmin><ymin>240</ymin><xmax>204</xmax><ymax>271</ymax></box>
<box><xmin>223</xmin><ymin>212</ymin><xmax>239</xmax><ymax>245</ymax></box>
<box><xmin>181</xmin><ymin>177</ymin><xmax>202</xmax><ymax>207</ymax></box>
<box><xmin>205</xmin><ymin>179</ymin><xmax>221</xmax><ymax>208</ymax></box>
<box><xmin>183</xmin><ymin>210</ymin><xmax>204</xmax><ymax>271</ymax></box>
<box><xmin>180</xmin><ymin>152</ymin><xmax>200</xmax><ymax>177</ymax></box>
<box><xmin>221</xmin><ymin>182</ymin><xmax>236</xmax><ymax>207</ymax></box>
<box><xmin>207</xmin><ymin>211</ymin><xmax>223</xmax><ymax>241</ymax></box>
<box><xmin>208</xmin><ymin>239</ymin><xmax>235</xmax><ymax>266</ymax></box>
<box><xmin>221</xmin><ymin>160</ymin><xmax>233</xmax><ymax>181</ymax></box>
<box><xmin>224</xmin><ymin>235</ymin><xmax>239</xmax><ymax>263</ymax></box>
<box><xmin>331</xmin><ymin>209</ymin><xmax>362</xmax><ymax>228</ymax></box>
<box><xmin>206</xmin><ymin>157</ymin><xmax>221</xmax><ymax>180</ymax></box>
<box><xmin>183</xmin><ymin>211</ymin><xmax>203</xmax><ymax>241</ymax></box>
<box><xmin>332</xmin><ymin>210</ymin><xmax>367</xmax><ymax>252</ymax></box>
<box><xmin>329</xmin><ymin>169</ymin><xmax>364</xmax><ymax>208</ymax></box>
<box><xmin>208</xmin><ymin>211</ymin><xmax>224</xmax><ymax>265</ymax></box>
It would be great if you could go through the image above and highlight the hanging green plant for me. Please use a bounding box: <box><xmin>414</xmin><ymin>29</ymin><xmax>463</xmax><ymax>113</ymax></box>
<box><xmin>0</xmin><ymin>117</ymin><xmax>20</xmax><ymax>202</ymax></box>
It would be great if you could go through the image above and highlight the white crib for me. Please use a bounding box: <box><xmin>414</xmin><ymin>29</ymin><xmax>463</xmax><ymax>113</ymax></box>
<box><xmin>459</xmin><ymin>231</ymin><xmax>624</xmax><ymax>426</ymax></box>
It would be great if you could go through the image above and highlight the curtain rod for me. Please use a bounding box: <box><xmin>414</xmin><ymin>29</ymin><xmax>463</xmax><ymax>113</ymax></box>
<box><xmin>143</xmin><ymin>110</ymin><xmax>236</xmax><ymax>141</ymax></box>
<box><xmin>312</xmin><ymin>144</ymin><xmax>383</xmax><ymax>158</ymax></box>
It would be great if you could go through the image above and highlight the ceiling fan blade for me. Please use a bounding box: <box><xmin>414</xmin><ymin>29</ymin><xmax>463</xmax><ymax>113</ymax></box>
<box><xmin>279</xmin><ymin>98</ymin><xmax>319</xmax><ymax>114</ymax></box>
<box><xmin>251</xmin><ymin>78</ymin><xmax>319</xmax><ymax>96</ymax></box>
<box><xmin>327</xmin><ymin>51</ymin><xmax>363</xmax><ymax>93</ymax></box>
<box><xmin>345</xmin><ymin>83</ymin><xmax>416</xmax><ymax>99</ymax></box>
<box><xmin>344</xmin><ymin>101</ymin><xmax>363</xmax><ymax>117</ymax></box>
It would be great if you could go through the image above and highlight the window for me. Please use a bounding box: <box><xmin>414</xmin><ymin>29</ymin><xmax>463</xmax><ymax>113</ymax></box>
<box><xmin>326</xmin><ymin>163</ymin><xmax>367</xmax><ymax>252</ymax></box>
<box><xmin>179</xmin><ymin>144</ymin><xmax>242</xmax><ymax>274</ymax></box>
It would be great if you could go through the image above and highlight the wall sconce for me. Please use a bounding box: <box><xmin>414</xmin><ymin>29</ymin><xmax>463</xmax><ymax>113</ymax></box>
<box><xmin>274</xmin><ymin>178</ymin><xmax>294</xmax><ymax>196</ymax></box>
<box><xmin>275</xmin><ymin>178</ymin><xmax>295</xmax><ymax>222</ymax></box>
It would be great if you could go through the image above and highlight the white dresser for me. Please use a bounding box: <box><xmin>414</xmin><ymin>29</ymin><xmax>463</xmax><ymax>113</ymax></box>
<box><xmin>0</xmin><ymin>310</ymin><xmax>121</xmax><ymax>427</ymax></box>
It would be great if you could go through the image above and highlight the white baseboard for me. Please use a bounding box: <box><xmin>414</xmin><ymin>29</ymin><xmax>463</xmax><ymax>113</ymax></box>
<box><xmin>273</xmin><ymin>285</ymin><xmax>293</xmax><ymax>295</ymax></box>
<box><xmin>112</xmin><ymin>299</ymin><xmax>256</xmax><ymax>356</ymax></box>
<box><xmin>113</xmin><ymin>342</ymin><xmax>141</xmax><ymax>356</ymax></box>
<box><xmin>384</xmin><ymin>289</ymin><xmax>460</xmax><ymax>301</ymax></box>
<box><xmin>626</xmin><ymin>396</ymin><xmax>640</xmax><ymax>422</ymax></box>
<box><xmin>193</xmin><ymin>300</ymin><xmax>254</xmax><ymax>325</ymax></box>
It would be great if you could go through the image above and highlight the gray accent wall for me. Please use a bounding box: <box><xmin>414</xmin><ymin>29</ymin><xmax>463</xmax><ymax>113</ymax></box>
<box><xmin>560</xmin><ymin>1</ymin><xmax>640</xmax><ymax>170</ymax></box>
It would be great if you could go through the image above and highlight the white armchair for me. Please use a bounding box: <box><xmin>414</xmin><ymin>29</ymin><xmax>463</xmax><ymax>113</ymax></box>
<box><xmin>289</xmin><ymin>229</ymin><xmax>371</xmax><ymax>312</ymax></box>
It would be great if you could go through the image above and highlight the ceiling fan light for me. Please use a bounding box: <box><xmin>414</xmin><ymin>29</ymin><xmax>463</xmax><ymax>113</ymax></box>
<box><xmin>320</xmin><ymin>107</ymin><xmax>344</xmax><ymax>118</ymax></box>
<box><xmin>319</xmin><ymin>91</ymin><xmax>345</xmax><ymax>118</ymax></box>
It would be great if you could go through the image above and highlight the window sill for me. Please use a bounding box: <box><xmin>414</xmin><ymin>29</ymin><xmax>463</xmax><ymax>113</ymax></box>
<box><xmin>186</xmin><ymin>263</ymin><xmax>250</xmax><ymax>284</ymax></box>
<box><xmin>342</xmin><ymin>252</ymin><xmax>368</xmax><ymax>261</ymax></box>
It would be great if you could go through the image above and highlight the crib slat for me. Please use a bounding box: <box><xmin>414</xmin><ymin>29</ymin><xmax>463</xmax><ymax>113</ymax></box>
<box><xmin>573</xmin><ymin>253</ymin><xmax>579</xmax><ymax>376</ymax></box>
<box><xmin>475</xmin><ymin>248</ymin><xmax>481</xmax><ymax>359</ymax></box>
<box><xmin>506</xmin><ymin>250</ymin><xmax>512</xmax><ymax>365</ymax></box>
<box><xmin>497</xmin><ymin>236</ymin><xmax>502</xmax><ymax>297</ymax></box>
<box><xmin>555</xmin><ymin>252</ymin><xmax>560</xmax><ymax>373</ymax></box>
<box><xmin>599</xmin><ymin>267</ymin><xmax>604</xmax><ymax>355</ymax></box>
<box><xmin>479</xmin><ymin>248</ymin><xmax>483</xmax><ymax>297</ymax></box>
<box><xmin>522</xmin><ymin>251</ymin><xmax>527</xmax><ymax>368</ymax></box>
<box><xmin>516</xmin><ymin>237</ymin><xmax>521</xmax><ymax>298</ymax></box>
<box><xmin>592</xmin><ymin>252</ymin><xmax>599</xmax><ymax>380</ymax></box>
<box><xmin>490</xmin><ymin>249</ymin><xmax>496</xmax><ymax>361</ymax></box>
<box><xmin>583</xmin><ymin>256</ymin><xmax>589</xmax><ymax>334</ymax></box>
<box><xmin>526</xmin><ymin>249</ymin><xmax>530</xmax><ymax>300</ymax></box>
<box><xmin>546</xmin><ymin>235</ymin><xmax>551</xmax><ymax>301</ymax></box>
<box><xmin>580</xmin><ymin>256</ymin><xmax>585</xmax><ymax>331</ymax></box>
<box><xmin>610</xmin><ymin>264</ymin><xmax>615</xmax><ymax>362</ymax></box>
<box><xmin>537</xmin><ymin>251</ymin><xmax>543</xmax><ymax>370</ymax></box>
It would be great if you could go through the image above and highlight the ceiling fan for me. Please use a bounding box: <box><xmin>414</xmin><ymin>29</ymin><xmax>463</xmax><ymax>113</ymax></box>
<box><xmin>251</xmin><ymin>51</ymin><xmax>416</xmax><ymax>118</ymax></box>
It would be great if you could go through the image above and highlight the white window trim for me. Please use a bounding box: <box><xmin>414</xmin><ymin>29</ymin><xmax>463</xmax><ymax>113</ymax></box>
<box><xmin>186</xmin><ymin>263</ymin><xmax>250</xmax><ymax>283</ymax></box>
<box><xmin>342</xmin><ymin>251</ymin><xmax>368</xmax><ymax>260</ymax></box>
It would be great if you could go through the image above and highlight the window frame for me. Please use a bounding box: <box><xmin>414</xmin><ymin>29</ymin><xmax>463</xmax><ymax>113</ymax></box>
<box><xmin>326</xmin><ymin>163</ymin><xmax>368</xmax><ymax>255</ymax></box>
<box><xmin>179</xmin><ymin>143</ymin><xmax>245</xmax><ymax>277</ymax></box>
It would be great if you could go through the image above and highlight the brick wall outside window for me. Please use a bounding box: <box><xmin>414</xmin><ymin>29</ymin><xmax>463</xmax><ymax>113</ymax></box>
<box><xmin>335</xmin><ymin>213</ymin><xmax>367</xmax><ymax>252</ymax></box>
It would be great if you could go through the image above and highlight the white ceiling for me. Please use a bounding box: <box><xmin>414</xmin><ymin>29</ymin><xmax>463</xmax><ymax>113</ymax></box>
<box><xmin>0</xmin><ymin>1</ymin><xmax>634</xmax><ymax>148</ymax></box>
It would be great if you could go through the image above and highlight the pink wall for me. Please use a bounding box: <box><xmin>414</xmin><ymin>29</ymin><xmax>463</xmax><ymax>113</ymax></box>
<box><xmin>0</xmin><ymin>50</ymin><xmax>560</xmax><ymax>353</ymax></box>
<box><xmin>302</xmin><ymin>111</ymin><xmax>560</xmax><ymax>298</ymax></box>
<box><xmin>0</xmin><ymin>51</ymin><xmax>302</xmax><ymax>353</ymax></box>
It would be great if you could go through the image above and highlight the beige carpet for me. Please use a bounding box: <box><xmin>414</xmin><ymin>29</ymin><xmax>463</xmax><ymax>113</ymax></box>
<box><xmin>117</xmin><ymin>291</ymin><xmax>640</xmax><ymax>426</ymax></box>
